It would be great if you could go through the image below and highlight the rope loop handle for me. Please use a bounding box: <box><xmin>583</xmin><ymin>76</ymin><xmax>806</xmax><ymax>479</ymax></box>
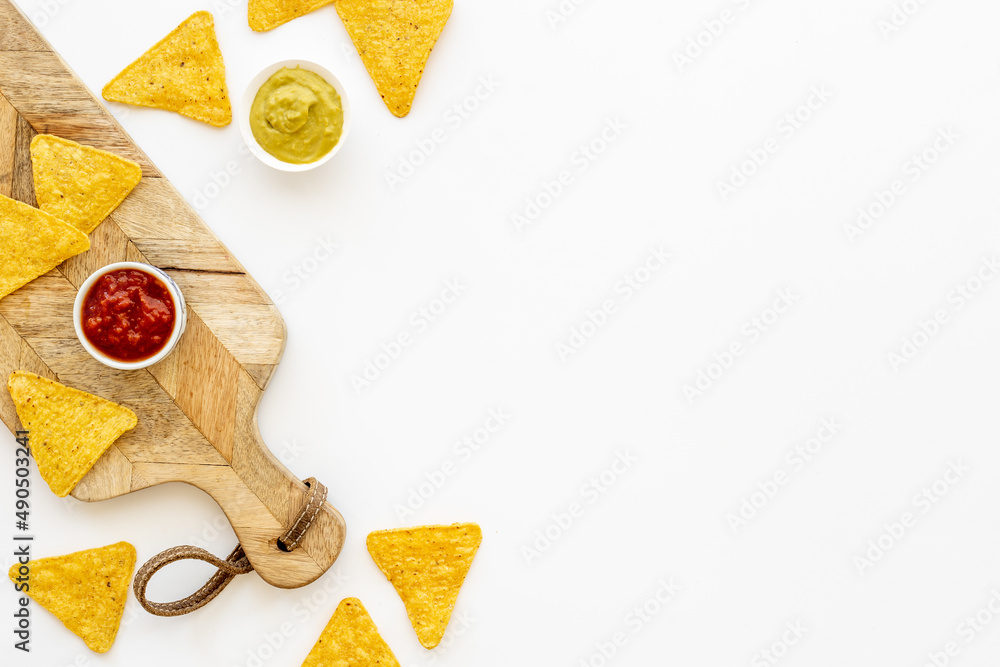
<box><xmin>134</xmin><ymin>477</ymin><xmax>327</xmax><ymax>617</ymax></box>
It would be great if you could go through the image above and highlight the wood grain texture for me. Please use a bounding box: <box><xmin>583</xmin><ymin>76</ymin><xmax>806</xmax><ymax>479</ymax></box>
<box><xmin>0</xmin><ymin>0</ymin><xmax>45</xmax><ymax>51</ymax></box>
<box><xmin>0</xmin><ymin>49</ymin><xmax>159</xmax><ymax>175</ymax></box>
<box><xmin>0</xmin><ymin>1</ymin><xmax>345</xmax><ymax>589</ymax></box>
<box><xmin>0</xmin><ymin>316</ymin><xmax>19</xmax><ymax>428</ymax></box>
<box><xmin>0</xmin><ymin>91</ymin><xmax>15</xmax><ymax>197</ymax></box>
<box><xmin>11</xmin><ymin>111</ymin><xmax>33</xmax><ymax>204</ymax></box>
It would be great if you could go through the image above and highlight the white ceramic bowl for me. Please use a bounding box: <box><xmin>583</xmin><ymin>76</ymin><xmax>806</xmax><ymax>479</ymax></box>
<box><xmin>73</xmin><ymin>262</ymin><xmax>187</xmax><ymax>371</ymax></box>
<box><xmin>239</xmin><ymin>59</ymin><xmax>351</xmax><ymax>172</ymax></box>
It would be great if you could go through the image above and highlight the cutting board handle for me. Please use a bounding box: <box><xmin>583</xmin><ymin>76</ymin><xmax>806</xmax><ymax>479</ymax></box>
<box><xmin>128</xmin><ymin>427</ymin><xmax>347</xmax><ymax>590</ymax></box>
<box><xmin>202</xmin><ymin>446</ymin><xmax>346</xmax><ymax>589</ymax></box>
<box><xmin>132</xmin><ymin>474</ymin><xmax>343</xmax><ymax>615</ymax></box>
<box><xmin>214</xmin><ymin>464</ymin><xmax>347</xmax><ymax>590</ymax></box>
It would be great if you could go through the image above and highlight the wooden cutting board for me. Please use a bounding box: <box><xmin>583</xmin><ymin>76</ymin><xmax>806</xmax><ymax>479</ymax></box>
<box><xmin>0</xmin><ymin>1</ymin><xmax>345</xmax><ymax>589</ymax></box>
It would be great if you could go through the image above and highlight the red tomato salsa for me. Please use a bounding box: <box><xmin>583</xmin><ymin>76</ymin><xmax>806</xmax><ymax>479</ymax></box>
<box><xmin>82</xmin><ymin>269</ymin><xmax>176</xmax><ymax>362</ymax></box>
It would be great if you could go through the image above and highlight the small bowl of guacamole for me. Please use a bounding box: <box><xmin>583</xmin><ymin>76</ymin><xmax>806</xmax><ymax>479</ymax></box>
<box><xmin>240</xmin><ymin>60</ymin><xmax>350</xmax><ymax>171</ymax></box>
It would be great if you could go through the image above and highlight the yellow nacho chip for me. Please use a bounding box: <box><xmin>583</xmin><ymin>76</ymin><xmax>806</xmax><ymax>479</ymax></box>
<box><xmin>102</xmin><ymin>11</ymin><xmax>232</xmax><ymax>127</ymax></box>
<box><xmin>367</xmin><ymin>522</ymin><xmax>481</xmax><ymax>649</ymax></box>
<box><xmin>336</xmin><ymin>0</ymin><xmax>453</xmax><ymax>117</ymax></box>
<box><xmin>8</xmin><ymin>542</ymin><xmax>136</xmax><ymax>653</ymax></box>
<box><xmin>8</xmin><ymin>371</ymin><xmax>137</xmax><ymax>498</ymax></box>
<box><xmin>249</xmin><ymin>0</ymin><xmax>336</xmax><ymax>32</ymax></box>
<box><xmin>0</xmin><ymin>194</ymin><xmax>89</xmax><ymax>300</ymax></box>
<box><xmin>301</xmin><ymin>597</ymin><xmax>400</xmax><ymax>667</ymax></box>
<box><xmin>30</xmin><ymin>135</ymin><xmax>142</xmax><ymax>235</ymax></box>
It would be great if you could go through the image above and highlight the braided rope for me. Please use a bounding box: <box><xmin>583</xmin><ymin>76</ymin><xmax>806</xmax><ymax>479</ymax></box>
<box><xmin>133</xmin><ymin>478</ymin><xmax>327</xmax><ymax>616</ymax></box>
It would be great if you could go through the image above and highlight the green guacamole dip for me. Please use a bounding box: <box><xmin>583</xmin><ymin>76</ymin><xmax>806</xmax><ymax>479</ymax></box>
<box><xmin>250</xmin><ymin>67</ymin><xmax>343</xmax><ymax>164</ymax></box>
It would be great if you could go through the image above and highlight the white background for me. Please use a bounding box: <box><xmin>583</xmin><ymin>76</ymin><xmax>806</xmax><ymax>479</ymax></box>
<box><xmin>3</xmin><ymin>0</ymin><xmax>1000</xmax><ymax>665</ymax></box>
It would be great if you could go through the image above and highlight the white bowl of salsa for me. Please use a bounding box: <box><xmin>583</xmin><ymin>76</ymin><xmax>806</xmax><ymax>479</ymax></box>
<box><xmin>73</xmin><ymin>262</ymin><xmax>187</xmax><ymax>370</ymax></box>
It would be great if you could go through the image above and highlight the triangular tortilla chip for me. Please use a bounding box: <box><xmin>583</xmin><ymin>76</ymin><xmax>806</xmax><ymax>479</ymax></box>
<box><xmin>8</xmin><ymin>542</ymin><xmax>136</xmax><ymax>653</ymax></box>
<box><xmin>302</xmin><ymin>597</ymin><xmax>400</xmax><ymax>666</ymax></box>
<box><xmin>336</xmin><ymin>0</ymin><xmax>453</xmax><ymax>117</ymax></box>
<box><xmin>366</xmin><ymin>522</ymin><xmax>481</xmax><ymax>649</ymax></box>
<box><xmin>8</xmin><ymin>371</ymin><xmax>137</xmax><ymax>498</ymax></box>
<box><xmin>249</xmin><ymin>0</ymin><xmax>336</xmax><ymax>32</ymax></box>
<box><xmin>30</xmin><ymin>135</ymin><xmax>142</xmax><ymax>234</ymax></box>
<box><xmin>0</xmin><ymin>194</ymin><xmax>89</xmax><ymax>300</ymax></box>
<box><xmin>102</xmin><ymin>11</ymin><xmax>232</xmax><ymax>127</ymax></box>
